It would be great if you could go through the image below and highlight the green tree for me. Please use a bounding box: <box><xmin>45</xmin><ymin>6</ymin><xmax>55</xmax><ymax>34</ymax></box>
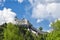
<box><xmin>46</xmin><ymin>20</ymin><xmax>60</xmax><ymax>40</ymax></box>
<box><xmin>0</xmin><ymin>23</ymin><xmax>7</xmax><ymax>40</ymax></box>
<box><xmin>3</xmin><ymin>23</ymin><xmax>23</xmax><ymax>40</ymax></box>
<box><xmin>39</xmin><ymin>27</ymin><xmax>43</xmax><ymax>31</ymax></box>
<box><xmin>19</xmin><ymin>26</ymin><xmax>35</xmax><ymax>40</ymax></box>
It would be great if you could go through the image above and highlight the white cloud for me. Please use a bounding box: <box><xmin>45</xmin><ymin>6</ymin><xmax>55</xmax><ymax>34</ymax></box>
<box><xmin>28</xmin><ymin>0</ymin><xmax>60</xmax><ymax>23</ymax></box>
<box><xmin>18</xmin><ymin>0</ymin><xmax>23</xmax><ymax>3</ymax></box>
<box><xmin>32</xmin><ymin>3</ymin><xmax>48</xmax><ymax>19</ymax></box>
<box><xmin>30</xmin><ymin>0</ymin><xmax>60</xmax><ymax>22</ymax></box>
<box><xmin>46</xmin><ymin>3</ymin><xmax>56</xmax><ymax>13</ymax></box>
<box><xmin>37</xmin><ymin>19</ymin><xmax>43</xmax><ymax>23</ymax></box>
<box><xmin>47</xmin><ymin>3</ymin><xmax>60</xmax><ymax>19</ymax></box>
<box><xmin>0</xmin><ymin>8</ymin><xmax>16</xmax><ymax>25</ymax></box>
<box><xmin>28</xmin><ymin>0</ymin><xmax>60</xmax><ymax>32</ymax></box>
<box><xmin>45</xmin><ymin>0</ymin><xmax>55</xmax><ymax>2</ymax></box>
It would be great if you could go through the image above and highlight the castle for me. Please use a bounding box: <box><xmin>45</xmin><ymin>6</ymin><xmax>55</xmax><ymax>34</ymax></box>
<box><xmin>15</xmin><ymin>18</ymin><xmax>44</xmax><ymax>35</ymax></box>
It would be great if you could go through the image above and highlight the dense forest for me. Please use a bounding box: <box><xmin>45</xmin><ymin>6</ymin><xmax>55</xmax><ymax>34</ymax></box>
<box><xmin>0</xmin><ymin>20</ymin><xmax>60</xmax><ymax>40</ymax></box>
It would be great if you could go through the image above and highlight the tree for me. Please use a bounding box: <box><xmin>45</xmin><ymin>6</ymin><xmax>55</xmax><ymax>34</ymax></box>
<box><xmin>19</xmin><ymin>25</ymin><xmax>35</xmax><ymax>40</ymax></box>
<box><xmin>39</xmin><ymin>27</ymin><xmax>43</xmax><ymax>31</ymax></box>
<box><xmin>3</xmin><ymin>23</ymin><xmax>46</xmax><ymax>40</ymax></box>
<box><xmin>46</xmin><ymin>20</ymin><xmax>60</xmax><ymax>40</ymax></box>
<box><xmin>0</xmin><ymin>23</ymin><xmax>7</xmax><ymax>40</ymax></box>
<box><xmin>3</xmin><ymin>23</ymin><xmax>23</xmax><ymax>40</ymax></box>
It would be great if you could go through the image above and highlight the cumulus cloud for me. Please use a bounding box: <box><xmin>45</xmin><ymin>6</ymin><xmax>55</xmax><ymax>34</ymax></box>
<box><xmin>47</xmin><ymin>3</ymin><xmax>56</xmax><ymax>12</ymax></box>
<box><xmin>18</xmin><ymin>0</ymin><xmax>23</xmax><ymax>3</ymax></box>
<box><xmin>45</xmin><ymin>0</ymin><xmax>60</xmax><ymax>3</ymax></box>
<box><xmin>28</xmin><ymin>0</ymin><xmax>60</xmax><ymax>32</ymax></box>
<box><xmin>47</xmin><ymin>3</ymin><xmax>60</xmax><ymax>19</ymax></box>
<box><xmin>45</xmin><ymin>0</ymin><xmax>55</xmax><ymax>3</ymax></box>
<box><xmin>28</xmin><ymin>0</ymin><xmax>60</xmax><ymax>23</ymax></box>
<box><xmin>46</xmin><ymin>0</ymin><xmax>54</xmax><ymax>2</ymax></box>
<box><xmin>0</xmin><ymin>8</ymin><xmax>16</xmax><ymax>25</ymax></box>
<box><xmin>32</xmin><ymin>3</ymin><xmax>48</xmax><ymax>19</ymax></box>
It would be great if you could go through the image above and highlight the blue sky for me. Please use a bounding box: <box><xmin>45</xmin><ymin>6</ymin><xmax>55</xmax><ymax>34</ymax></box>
<box><xmin>0</xmin><ymin>0</ymin><xmax>60</xmax><ymax>32</ymax></box>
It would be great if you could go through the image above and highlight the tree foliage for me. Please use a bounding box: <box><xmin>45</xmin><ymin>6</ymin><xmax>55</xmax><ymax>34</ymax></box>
<box><xmin>3</xmin><ymin>23</ymin><xmax>21</xmax><ymax>40</ymax></box>
<box><xmin>46</xmin><ymin>20</ymin><xmax>60</xmax><ymax>40</ymax></box>
<box><xmin>39</xmin><ymin>27</ymin><xmax>43</xmax><ymax>31</ymax></box>
<box><xmin>0</xmin><ymin>23</ymin><xmax>45</xmax><ymax>40</ymax></box>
